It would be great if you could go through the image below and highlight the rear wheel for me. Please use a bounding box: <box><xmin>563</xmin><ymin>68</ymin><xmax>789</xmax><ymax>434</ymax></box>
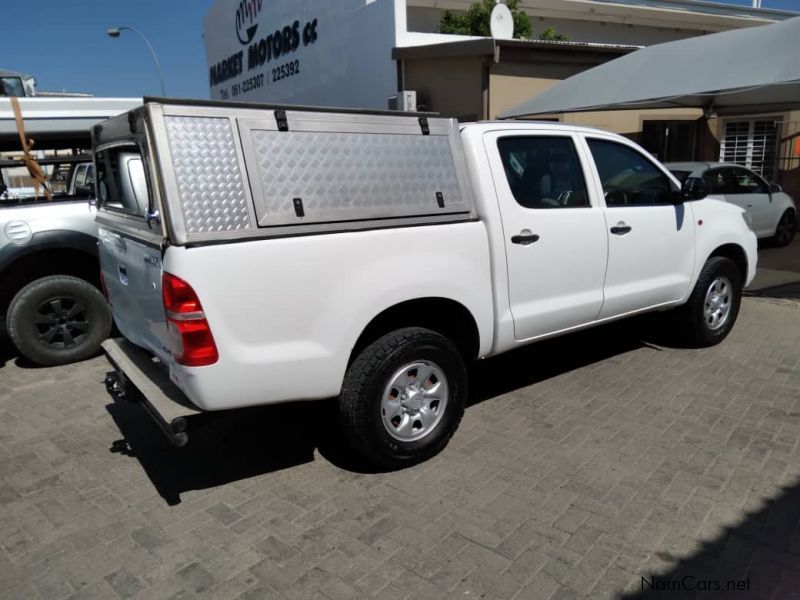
<box><xmin>772</xmin><ymin>210</ymin><xmax>796</xmax><ymax>247</ymax></box>
<box><xmin>6</xmin><ymin>275</ymin><xmax>112</xmax><ymax>366</ymax></box>
<box><xmin>678</xmin><ymin>257</ymin><xmax>742</xmax><ymax>348</ymax></box>
<box><xmin>339</xmin><ymin>327</ymin><xmax>467</xmax><ymax>469</ymax></box>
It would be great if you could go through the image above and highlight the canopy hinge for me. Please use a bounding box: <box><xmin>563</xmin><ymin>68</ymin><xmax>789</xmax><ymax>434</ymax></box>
<box><xmin>275</xmin><ymin>110</ymin><xmax>289</xmax><ymax>132</ymax></box>
<box><xmin>418</xmin><ymin>117</ymin><xmax>430</xmax><ymax>135</ymax></box>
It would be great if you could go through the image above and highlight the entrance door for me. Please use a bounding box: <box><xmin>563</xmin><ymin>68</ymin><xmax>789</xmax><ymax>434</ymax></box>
<box><xmin>485</xmin><ymin>132</ymin><xmax>609</xmax><ymax>341</ymax></box>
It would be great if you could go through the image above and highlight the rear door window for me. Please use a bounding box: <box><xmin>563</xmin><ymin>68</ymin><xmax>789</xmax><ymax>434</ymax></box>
<box><xmin>73</xmin><ymin>165</ymin><xmax>87</xmax><ymax>188</ymax></box>
<box><xmin>497</xmin><ymin>136</ymin><xmax>590</xmax><ymax>209</ymax></box>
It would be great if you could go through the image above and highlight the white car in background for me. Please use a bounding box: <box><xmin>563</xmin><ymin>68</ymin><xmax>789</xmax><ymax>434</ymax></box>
<box><xmin>667</xmin><ymin>162</ymin><xmax>797</xmax><ymax>247</ymax></box>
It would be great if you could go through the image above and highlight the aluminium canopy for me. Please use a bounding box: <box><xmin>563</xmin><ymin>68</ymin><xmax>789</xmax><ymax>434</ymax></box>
<box><xmin>501</xmin><ymin>16</ymin><xmax>800</xmax><ymax>118</ymax></box>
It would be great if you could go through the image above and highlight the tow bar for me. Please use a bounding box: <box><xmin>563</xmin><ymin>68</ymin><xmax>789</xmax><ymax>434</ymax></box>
<box><xmin>105</xmin><ymin>370</ymin><xmax>127</xmax><ymax>401</ymax></box>
<box><xmin>102</xmin><ymin>339</ymin><xmax>201</xmax><ymax>448</ymax></box>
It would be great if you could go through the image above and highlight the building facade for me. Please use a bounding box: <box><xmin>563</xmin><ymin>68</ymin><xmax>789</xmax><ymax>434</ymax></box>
<box><xmin>204</xmin><ymin>0</ymin><xmax>800</xmax><ymax>194</ymax></box>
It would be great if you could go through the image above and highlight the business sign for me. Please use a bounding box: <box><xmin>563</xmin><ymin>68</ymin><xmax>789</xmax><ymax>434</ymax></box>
<box><xmin>207</xmin><ymin>0</ymin><xmax>320</xmax><ymax>100</ymax></box>
<box><xmin>203</xmin><ymin>0</ymin><xmax>400</xmax><ymax>109</ymax></box>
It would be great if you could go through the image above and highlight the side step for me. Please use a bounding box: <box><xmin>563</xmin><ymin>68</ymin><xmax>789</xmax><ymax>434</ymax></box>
<box><xmin>102</xmin><ymin>338</ymin><xmax>202</xmax><ymax>447</ymax></box>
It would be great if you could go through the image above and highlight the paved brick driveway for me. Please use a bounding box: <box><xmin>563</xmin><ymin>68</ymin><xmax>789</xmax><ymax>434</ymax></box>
<box><xmin>1</xmin><ymin>297</ymin><xmax>800</xmax><ymax>600</ymax></box>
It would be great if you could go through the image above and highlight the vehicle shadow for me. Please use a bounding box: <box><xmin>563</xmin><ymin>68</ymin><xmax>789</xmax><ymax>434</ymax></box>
<box><xmin>748</xmin><ymin>236</ymin><xmax>800</xmax><ymax>301</ymax></box>
<box><xmin>106</xmin><ymin>315</ymin><xmax>659</xmax><ymax>505</ymax></box>
<box><xmin>105</xmin><ymin>396</ymin><xmax>344</xmax><ymax>506</ymax></box>
<box><xmin>744</xmin><ymin>282</ymin><xmax>800</xmax><ymax>301</ymax></box>
<box><xmin>620</xmin><ymin>476</ymin><xmax>800</xmax><ymax>600</ymax></box>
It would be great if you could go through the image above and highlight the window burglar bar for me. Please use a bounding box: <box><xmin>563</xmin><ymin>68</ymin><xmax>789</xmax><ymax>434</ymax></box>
<box><xmin>720</xmin><ymin>118</ymin><xmax>779</xmax><ymax>181</ymax></box>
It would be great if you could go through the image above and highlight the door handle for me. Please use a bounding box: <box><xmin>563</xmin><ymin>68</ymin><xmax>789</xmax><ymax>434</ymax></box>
<box><xmin>610</xmin><ymin>224</ymin><xmax>632</xmax><ymax>236</ymax></box>
<box><xmin>511</xmin><ymin>231</ymin><xmax>540</xmax><ymax>245</ymax></box>
<box><xmin>118</xmin><ymin>265</ymin><xmax>128</xmax><ymax>286</ymax></box>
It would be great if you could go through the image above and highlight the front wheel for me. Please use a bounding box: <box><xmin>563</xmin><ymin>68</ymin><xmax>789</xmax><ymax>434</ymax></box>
<box><xmin>772</xmin><ymin>210</ymin><xmax>796</xmax><ymax>247</ymax></box>
<box><xmin>678</xmin><ymin>257</ymin><xmax>743</xmax><ymax>348</ymax></box>
<box><xmin>6</xmin><ymin>275</ymin><xmax>112</xmax><ymax>366</ymax></box>
<box><xmin>339</xmin><ymin>327</ymin><xmax>467</xmax><ymax>469</ymax></box>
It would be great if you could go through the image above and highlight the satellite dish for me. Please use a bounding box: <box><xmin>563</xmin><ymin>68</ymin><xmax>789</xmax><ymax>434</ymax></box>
<box><xmin>490</xmin><ymin>3</ymin><xmax>515</xmax><ymax>40</ymax></box>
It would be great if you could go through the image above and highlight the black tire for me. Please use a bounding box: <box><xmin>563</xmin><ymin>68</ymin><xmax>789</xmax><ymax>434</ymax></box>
<box><xmin>679</xmin><ymin>257</ymin><xmax>742</xmax><ymax>348</ymax></box>
<box><xmin>772</xmin><ymin>209</ymin><xmax>796</xmax><ymax>247</ymax></box>
<box><xmin>339</xmin><ymin>327</ymin><xmax>467</xmax><ymax>469</ymax></box>
<box><xmin>6</xmin><ymin>275</ymin><xmax>112</xmax><ymax>366</ymax></box>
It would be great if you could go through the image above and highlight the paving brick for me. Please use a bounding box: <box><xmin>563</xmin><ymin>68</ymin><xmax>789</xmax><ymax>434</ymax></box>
<box><xmin>103</xmin><ymin>568</ymin><xmax>143</xmax><ymax>598</ymax></box>
<box><xmin>254</xmin><ymin>535</ymin><xmax>299</xmax><ymax>565</ymax></box>
<box><xmin>1</xmin><ymin>298</ymin><xmax>800</xmax><ymax>599</ymax></box>
<box><xmin>175</xmin><ymin>562</ymin><xmax>217</xmax><ymax>595</ymax></box>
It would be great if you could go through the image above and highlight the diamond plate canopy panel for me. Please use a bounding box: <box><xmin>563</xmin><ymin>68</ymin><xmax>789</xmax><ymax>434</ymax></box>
<box><xmin>249</xmin><ymin>130</ymin><xmax>465</xmax><ymax>225</ymax></box>
<box><xmin>165</xmin><ymin>116</ymin><xmax>251</xmax><ymax>233</ymax></box>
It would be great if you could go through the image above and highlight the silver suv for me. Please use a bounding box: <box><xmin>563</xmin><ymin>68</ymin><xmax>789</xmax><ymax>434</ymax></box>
<box><xmin>1</xmin><ymin>156</ymin><xmax>111</xmax><ymax>365</ymax></box>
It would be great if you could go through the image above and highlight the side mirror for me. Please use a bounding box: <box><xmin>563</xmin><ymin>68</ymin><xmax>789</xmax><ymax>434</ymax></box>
<box><xmin>681</xmin><ymin>177</ymin><xmax>707</xmax><ymax>201</ymax></box>
<box><xmin>769</xmin><ymin>182</ymin><xmax>782</xmax><ymax>194</ymax></box>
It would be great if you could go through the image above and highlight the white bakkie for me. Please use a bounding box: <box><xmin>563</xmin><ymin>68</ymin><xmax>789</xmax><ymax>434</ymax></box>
<box><xmin>96</xmin><ymin>100</ymin><xmax>757</xmax><ymax>468</ymax></box>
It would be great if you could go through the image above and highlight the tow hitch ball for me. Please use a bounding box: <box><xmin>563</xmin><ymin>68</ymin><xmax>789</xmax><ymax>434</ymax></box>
<box><xmin>105</xmin><ymin>371</ymin><xmax>127</xmax><ymax>401</ymax></box>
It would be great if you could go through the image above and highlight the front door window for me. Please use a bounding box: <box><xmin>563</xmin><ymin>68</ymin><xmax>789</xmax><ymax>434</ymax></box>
<box><xmin>587</xmin><ymin>138</ymin><xmax>677</xmax><ymax>206</ymax></box>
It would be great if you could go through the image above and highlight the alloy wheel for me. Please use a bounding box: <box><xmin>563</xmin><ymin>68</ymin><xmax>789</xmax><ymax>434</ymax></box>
<box><xmin>34</xmin><ymin>297</ymin><xmax>90</xmax><ymax>350</ymax></box>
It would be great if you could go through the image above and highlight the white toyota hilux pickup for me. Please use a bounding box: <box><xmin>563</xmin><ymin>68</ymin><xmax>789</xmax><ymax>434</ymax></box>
<box><xmin>96</xmin><ymin>99</ymin><xmax>757</xmax><ymax>468</ymax></box>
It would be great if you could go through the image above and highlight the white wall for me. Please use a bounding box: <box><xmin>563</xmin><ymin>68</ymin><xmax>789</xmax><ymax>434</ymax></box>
<box><xmin>204</xmin><ymin>0</ymin><xmax>402</xmax><ymax>109</ymax></box>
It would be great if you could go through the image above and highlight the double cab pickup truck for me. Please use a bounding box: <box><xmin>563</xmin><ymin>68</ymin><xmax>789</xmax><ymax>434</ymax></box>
<box><xmin>97</xmin><ymin>99</ymin><xmax>757</xmax><ymax>468</ymax></box>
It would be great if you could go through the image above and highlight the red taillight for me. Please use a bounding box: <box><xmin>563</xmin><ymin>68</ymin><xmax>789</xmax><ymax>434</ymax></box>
<box><xmin>162</xmin><ymin>273</ymin><xmax>218</xmax><ymax>367</ymax></box>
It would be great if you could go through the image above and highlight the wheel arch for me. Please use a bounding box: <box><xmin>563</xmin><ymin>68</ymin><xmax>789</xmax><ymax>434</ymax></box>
<box><xmin>348</xmin><ymin>297</ymin><xmax>481</xmax><ymax>366</ymax></box>
<box><xmin>0</xmin><ymin>231</ymin><xmax>100</xmax><ymax>313</ymax></box>
<box><xmin>708</xmin><ymin>243</ymin><xmax>748</xmax><ymax>283</ymax></box>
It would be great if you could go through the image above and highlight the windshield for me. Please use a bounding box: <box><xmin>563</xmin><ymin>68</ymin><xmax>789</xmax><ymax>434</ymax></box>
<box><xmin>0</xmin><ymin>77</ymin><xmax>26</xmax><ymax>97</ymax></box>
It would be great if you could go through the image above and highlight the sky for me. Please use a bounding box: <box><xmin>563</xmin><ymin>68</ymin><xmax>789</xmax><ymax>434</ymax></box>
<box><xmin>2</xmin><ymin>0</ymin><xmax>799</xmax><ymax>99</ymax></box>
<box><xmin>3</xmin><ymin>0</ymin><xmax>214</xmax><ymax>99</ymax></box>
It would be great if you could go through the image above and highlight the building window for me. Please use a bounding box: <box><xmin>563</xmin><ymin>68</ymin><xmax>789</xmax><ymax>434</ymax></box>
<box><xmin>641</xmin><ymin>121</ymin><xmax>696</xmax><ymax>162</ymax></box>
<box><xmin>720</xmin><ymin>118</ymin><xmax>779</xmax><ymax>181</ymax></box>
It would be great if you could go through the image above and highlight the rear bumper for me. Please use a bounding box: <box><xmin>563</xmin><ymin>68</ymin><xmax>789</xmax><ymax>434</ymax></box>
<box><xmin>102</xmin><ymin>338</ymin><xmax>202</xmax><ymax>446</ymax></box>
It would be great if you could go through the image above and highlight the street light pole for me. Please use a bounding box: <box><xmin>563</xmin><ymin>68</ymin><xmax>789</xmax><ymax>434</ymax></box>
<box><xmin>107</xmin><ymin>26</ymin><xmax>166</xmax><ymax>96</ymax></box>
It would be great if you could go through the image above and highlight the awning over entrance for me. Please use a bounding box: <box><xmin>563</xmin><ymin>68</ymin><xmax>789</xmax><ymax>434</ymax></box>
<box><xmin>501</xmin><ymin>16</ymin><xmax>800</xmax><ymax>118</ymax></box>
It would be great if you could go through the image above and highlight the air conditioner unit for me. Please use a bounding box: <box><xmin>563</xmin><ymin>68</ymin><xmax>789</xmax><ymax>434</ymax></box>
<box><xmin>388</xmin><ymin>90</ymin><xmax>417</xmax><ymax>112</ymax></box>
